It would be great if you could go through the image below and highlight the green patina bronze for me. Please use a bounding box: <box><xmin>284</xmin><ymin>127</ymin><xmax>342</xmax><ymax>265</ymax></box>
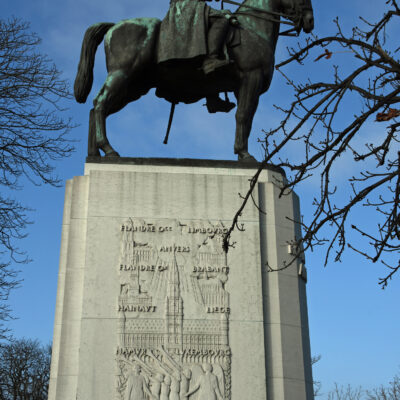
<box><xmin>73</xmin><ymin>0</ymin><xmax>314</xmax><ymax>160</ymax></box>
<box><xmin>158</xmin><ymin>0</ymin><xmax>232</xmax><ymax>64</ymax></box>
<box><xmin>237</xmin><ymin>0</ymin><xmax>276</xmax><ymax>42</ymax></box>
<box><xmin>158</xmin><ymin>0</ymin><xmax>209</xmax><ymax>63</ymax></box>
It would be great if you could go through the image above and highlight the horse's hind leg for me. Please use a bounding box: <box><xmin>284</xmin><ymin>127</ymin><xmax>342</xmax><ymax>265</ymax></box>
<box><xmin>91</xmin><ymin>69</ymin><xmax>129</xmax><ymax>157</ymax></box>
<box><xmin>88</xmin><ymin>109</ymin><xmax>100</xmax><ymax>156</ymax></box>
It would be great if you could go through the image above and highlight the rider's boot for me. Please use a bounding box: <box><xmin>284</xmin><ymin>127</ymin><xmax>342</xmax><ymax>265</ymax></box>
<box><xmin>206</xmin><ymin>94</ymin><xmax>235</xmax><ymax>113</ymax></box>
<box><xmin>203</xmin><ymin>17</ymin><xmax>231</xmax><ymax>75</ymax></box>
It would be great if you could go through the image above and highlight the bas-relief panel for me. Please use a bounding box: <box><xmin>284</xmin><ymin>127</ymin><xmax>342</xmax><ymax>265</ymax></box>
<box><xmin>116</xmin><ymin>218</ymin><xmax>232</xmax><ymax>400</ymax></box>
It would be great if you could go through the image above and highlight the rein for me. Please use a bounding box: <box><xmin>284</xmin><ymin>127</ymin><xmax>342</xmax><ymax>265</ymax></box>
<box><xmin>235</xmin><ymin>10</ymin><xmax>296</xmax><ymax>27</ymax></box>
<box><xmin>222</xmin><ymin>0</ymin><xmax>293</xmax><ymax>19</ymax></box>
<box><xmin>222</xmin><ymin>0</ymin><xmax>310</xmax><ymax>36</ymax></box>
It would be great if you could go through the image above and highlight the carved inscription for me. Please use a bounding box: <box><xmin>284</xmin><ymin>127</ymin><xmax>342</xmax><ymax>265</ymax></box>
<box><xmin>118</xmin><ymin>305</ymin><xmax>156</xmax><ymax>313</ymax></box>
<box><xmin>116</xmin><ymin>218</ymin><xmax>232</xmax><ymax>400</ymax></box>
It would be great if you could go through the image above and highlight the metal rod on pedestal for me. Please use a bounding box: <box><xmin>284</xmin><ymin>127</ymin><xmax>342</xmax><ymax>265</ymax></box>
<box><xmin>163</xmin><ymin>102</ymin><xmax>176</xmax><ymax>145</ymax></box>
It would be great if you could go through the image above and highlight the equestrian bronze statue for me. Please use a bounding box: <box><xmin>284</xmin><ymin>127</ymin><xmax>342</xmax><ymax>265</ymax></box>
<box><xmin>74</xmin><ymin>0</ymin><xmax>314</xmax><ymax>161</ymax></box>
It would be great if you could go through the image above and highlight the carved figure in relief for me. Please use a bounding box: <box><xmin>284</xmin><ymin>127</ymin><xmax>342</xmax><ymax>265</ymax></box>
<box><xmin>185</xmin><ymin>364</ymin><xmax>223</xmax><ymax>400</ymax></box>
<box><xmin>150</xmin><ymin>373</ymin><xmax>164</xmax><ymax>399</ymax></box>
<box><xmin>180</xmin><ymin>368</ymin><xmax>192</xmax><ymax>400</ymax></box>
<box><xmin>158</xmin><ymin>346</ymin><xmax>193</xmax><ymax>400</ymax></box>
<box><xmin>125</xmin><ymin>365</ymin><xmax>155</xmax><ymax>400</ymax></box>
<box><xmin>149</xmin><ymin>350</ymin><xmax>181</xmax><ymax>400</ymax></box>
<box><xmin>169</xmin><ymin>371</ymin><xmax>181</xmax><ymax>400</ymax></box>
<box><xmin>160</xmin><ymin>375</ymin><xmax>171</xmax><ymax>400</ymax></box>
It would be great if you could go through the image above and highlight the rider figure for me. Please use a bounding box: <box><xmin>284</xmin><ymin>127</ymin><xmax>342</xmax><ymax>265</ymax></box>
<box><xmin>158</xmin><ymin>0</ymin><xmax>236</xmax><ymax>112</ymax></box>
<box><xmin>204</xmin><ymin>1</ymin><xmax>232</xmax><ymax>74</ymax></box>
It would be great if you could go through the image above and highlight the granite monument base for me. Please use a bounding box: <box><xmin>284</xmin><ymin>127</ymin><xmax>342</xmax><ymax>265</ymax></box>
<box><xmin>48</xmin><ymin>158</ymin><xmax>313</xmax><ymax>400</ymax></box>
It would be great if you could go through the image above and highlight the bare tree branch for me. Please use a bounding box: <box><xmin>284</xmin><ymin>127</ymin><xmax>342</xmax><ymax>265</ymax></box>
<box><xmin>0</xmin><ymin>17</ymin><xmax>75</xmax><ymax>339</ymax></box>
<box><xmin>224</xmin><ymin>1</ymin><xmax>400</xmax><ymax>287</ymax></box>
<box><xmin>0</xmin><ymin>338</ymin><xmax>51</xmax><ymax>398</ymax></box>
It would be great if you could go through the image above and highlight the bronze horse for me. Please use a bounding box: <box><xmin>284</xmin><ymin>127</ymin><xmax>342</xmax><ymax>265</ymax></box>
<box><xmin>74</xmin><ymin>0</ymin><xmax>314</xmax><ymax>160</ymax></box>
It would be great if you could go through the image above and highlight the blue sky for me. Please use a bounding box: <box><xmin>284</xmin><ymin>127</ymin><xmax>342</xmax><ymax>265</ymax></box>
<box><xmin>2</xmin><ymin>0</ymin><xmax>400</xmax><ymax>396</ymax></box>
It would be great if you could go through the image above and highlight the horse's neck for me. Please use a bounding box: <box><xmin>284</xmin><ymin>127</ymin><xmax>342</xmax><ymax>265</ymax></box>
<box><xmin>239</xmin><ymin>0</ymin><xmax>275</xmax><ymax>10</ymax></box>
<box><xmin>237</xmin><ymin>0</ymin><xmax>280</xmax><ymax>46</ymax></box>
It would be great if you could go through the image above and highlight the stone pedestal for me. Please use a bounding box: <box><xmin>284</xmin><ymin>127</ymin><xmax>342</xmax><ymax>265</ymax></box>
<box><xmin>48</xmin><ymin>158</ymin><xmax>313</xmax><ymax>400</ymax></box>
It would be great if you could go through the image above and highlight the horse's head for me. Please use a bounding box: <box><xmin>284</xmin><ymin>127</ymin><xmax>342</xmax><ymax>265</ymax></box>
<box><xmin>279</xmin><ymin>0</ymin><xmax>314</xmax><ymax>33</ymax></box>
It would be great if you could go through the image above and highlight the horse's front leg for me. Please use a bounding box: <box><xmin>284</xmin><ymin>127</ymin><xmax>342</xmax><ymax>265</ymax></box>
<box><xmin>234</xmin><ymin>70</ymin><xmax>263</xmax><ymax>161</ymax></box>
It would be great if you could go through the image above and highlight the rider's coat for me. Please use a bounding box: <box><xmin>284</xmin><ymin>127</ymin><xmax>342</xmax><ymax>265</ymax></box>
<box><xmin>158</xmin><ymin>0</ymin><xmax>210</xmax><ymax>63</ymax></box>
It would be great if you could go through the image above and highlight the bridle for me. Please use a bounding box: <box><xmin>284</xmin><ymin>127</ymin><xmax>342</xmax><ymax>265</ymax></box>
<box><xmin>221</xmin><ymin>0</ymin><xmax>311</xmax><ymax>36</ymax></box>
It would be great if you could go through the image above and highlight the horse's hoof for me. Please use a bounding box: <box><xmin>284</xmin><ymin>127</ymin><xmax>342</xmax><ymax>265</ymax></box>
<box><xmin>97</xmin><ymin>141</ymin><xmax>120</xmax><ymax>157</ymax></box>
<box><xmin>238</xmin><ymin>152</ymin><xmax>258</xmax><ymax>163</ymax></box>
<box><xmin>104</xmin><ymin>150</ymin><xmax>120</xmax><ymax>157</ymax></box>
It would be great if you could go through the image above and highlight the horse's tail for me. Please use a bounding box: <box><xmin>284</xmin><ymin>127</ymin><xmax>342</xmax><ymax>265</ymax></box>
<box><xmin>74</xmin><ymin>22</ymin><xmax>115</xmax><ymax>103</ymax></box>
